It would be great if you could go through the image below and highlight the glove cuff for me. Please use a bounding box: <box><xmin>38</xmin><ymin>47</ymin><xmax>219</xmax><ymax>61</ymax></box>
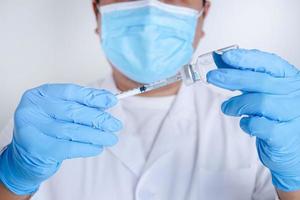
<box><xmin>0</xmin><ymin>144</ymin><xmax>40</xmax><ymax>195</ymax></box>
<box><xmin>272</xmin><ymin>173</ymin><xmax>300</xmax><ymax>192</ymax></box>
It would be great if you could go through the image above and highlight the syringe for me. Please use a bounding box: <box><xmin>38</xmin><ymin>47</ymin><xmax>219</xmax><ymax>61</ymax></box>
<box><xmin>116</xmin><ymin>45</ymin><xmax>238</xmax><ymax>100</ymax></box>
<box><xmin>116</xmin><ymin>73</ymin><xmax>183</xmax><ymax>99</ymax></box>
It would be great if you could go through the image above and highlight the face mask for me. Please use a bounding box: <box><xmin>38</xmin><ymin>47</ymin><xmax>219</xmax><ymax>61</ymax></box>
<box><xmin>99</xmin><ymin>0</ymin><xmax>202</xmax><ymax>84</ymax></box>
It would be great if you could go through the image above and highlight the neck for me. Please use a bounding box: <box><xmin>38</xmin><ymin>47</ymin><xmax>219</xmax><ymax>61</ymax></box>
<box><xmin>112</xmin><ymin>68</ymin><xmax>181</xmax><ymax>97</ymax></box>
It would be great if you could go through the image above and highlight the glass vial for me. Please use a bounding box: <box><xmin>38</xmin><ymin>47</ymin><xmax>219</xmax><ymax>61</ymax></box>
<box><xmin>181</xmin><ymin>45</ymin><xmax>239</xmax><ymax>85</ymax></box>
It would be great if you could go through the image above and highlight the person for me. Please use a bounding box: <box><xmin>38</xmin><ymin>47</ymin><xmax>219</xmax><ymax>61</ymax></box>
<box><xmin>0</xmin><ymin>0</ymin><xmax>300</xmax><ymax>199</ymax></box>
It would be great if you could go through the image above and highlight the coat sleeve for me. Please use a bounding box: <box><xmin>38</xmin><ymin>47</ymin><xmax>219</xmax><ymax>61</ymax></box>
<box><xmin>252</xmin><ymin>162</ymin><xmax>280</xmax><ymax>200</ymax></box>
<box><xmin>0</xmin><ymin>119</ymin><xmax>13</xmax><ymax>153</ymax></box>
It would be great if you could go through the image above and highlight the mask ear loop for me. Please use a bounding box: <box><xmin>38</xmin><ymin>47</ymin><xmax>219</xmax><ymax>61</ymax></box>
<box><xmin>196</xmin><ymin>9</ymin><xmax>204</xmax><ymax>18</ymax></box>
<box><xmin>191</xmin><ymin>8</ymin><xmax>204</xmax><ymax>64</ymax></box>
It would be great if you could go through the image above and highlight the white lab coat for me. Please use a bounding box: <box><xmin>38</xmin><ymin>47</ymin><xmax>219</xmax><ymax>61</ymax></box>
<box><xmin>0</xmin><ymin>75</ymin><xmax>279</xmax><ymax>200</ymax></box>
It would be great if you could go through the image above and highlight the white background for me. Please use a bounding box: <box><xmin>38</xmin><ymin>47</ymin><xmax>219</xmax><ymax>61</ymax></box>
<box><xmin>0</xmin><ymin>0</ymin><xmax>299</xmax><ymax>129</ymax></box>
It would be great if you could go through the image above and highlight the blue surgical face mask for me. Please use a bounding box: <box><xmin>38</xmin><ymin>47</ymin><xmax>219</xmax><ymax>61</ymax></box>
<box><xmin>99</xmin><ymin>0</ymin><xmax>202</xmax><ymax>84</ymax></box>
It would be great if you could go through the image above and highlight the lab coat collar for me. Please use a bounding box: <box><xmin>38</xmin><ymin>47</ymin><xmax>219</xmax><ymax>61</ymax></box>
<box><xmin>98</xmin><ymin>75</ymin><xmax>197</xmax><ymax>176</ymax></box>
<box><xmin>142</xmin><ymin>82</ymin><xmax>197</xmax><ymax>171</ymax></box>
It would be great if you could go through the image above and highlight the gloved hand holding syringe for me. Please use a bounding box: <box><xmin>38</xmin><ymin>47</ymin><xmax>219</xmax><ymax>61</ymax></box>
<box><xmin>116</xmin><ymin>45</ymin><xmax>239</xmax><ymax>99</ymax></box>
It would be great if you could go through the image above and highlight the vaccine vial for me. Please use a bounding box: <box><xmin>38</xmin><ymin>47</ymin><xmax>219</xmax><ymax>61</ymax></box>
<box><xmin>181</xmin><ymin>45</ymin><xmax>239</xmax><ymax>85</ymax></box>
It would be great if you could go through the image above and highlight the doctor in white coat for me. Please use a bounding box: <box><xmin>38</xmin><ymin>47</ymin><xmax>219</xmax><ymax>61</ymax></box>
<box><xmin>1</xmin><ymin>0</ymin><xmax>300</xmax><ymax>200</ymax></box>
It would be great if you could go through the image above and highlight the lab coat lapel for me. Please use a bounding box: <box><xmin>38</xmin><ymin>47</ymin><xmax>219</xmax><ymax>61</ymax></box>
<box><xmin>143</xmin><ymin>83</ymin><xmax>197</xmax><ymax>171</ymax></box>
<box><xmin>107</xmin><ymin>103</ymin><xmax>146</xmax><ymax>177</ymax></box>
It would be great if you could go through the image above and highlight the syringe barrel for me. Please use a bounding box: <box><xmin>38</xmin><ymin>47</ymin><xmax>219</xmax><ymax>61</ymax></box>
<box><xmin>180</xmin><ymin>45</ymin><xmax>239</xmax><ymax>85</ymax></box>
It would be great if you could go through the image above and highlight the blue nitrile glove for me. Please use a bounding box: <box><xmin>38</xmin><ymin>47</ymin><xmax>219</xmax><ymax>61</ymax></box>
<box><xmin>207</xmin><ymin>49</ymin><xmax>300</xmax><ymax>192</ymax></box>
<box><xmin>0</xmin><ymin>84</ymin><xmax>122</xmax><ymax>195</ymax></box>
